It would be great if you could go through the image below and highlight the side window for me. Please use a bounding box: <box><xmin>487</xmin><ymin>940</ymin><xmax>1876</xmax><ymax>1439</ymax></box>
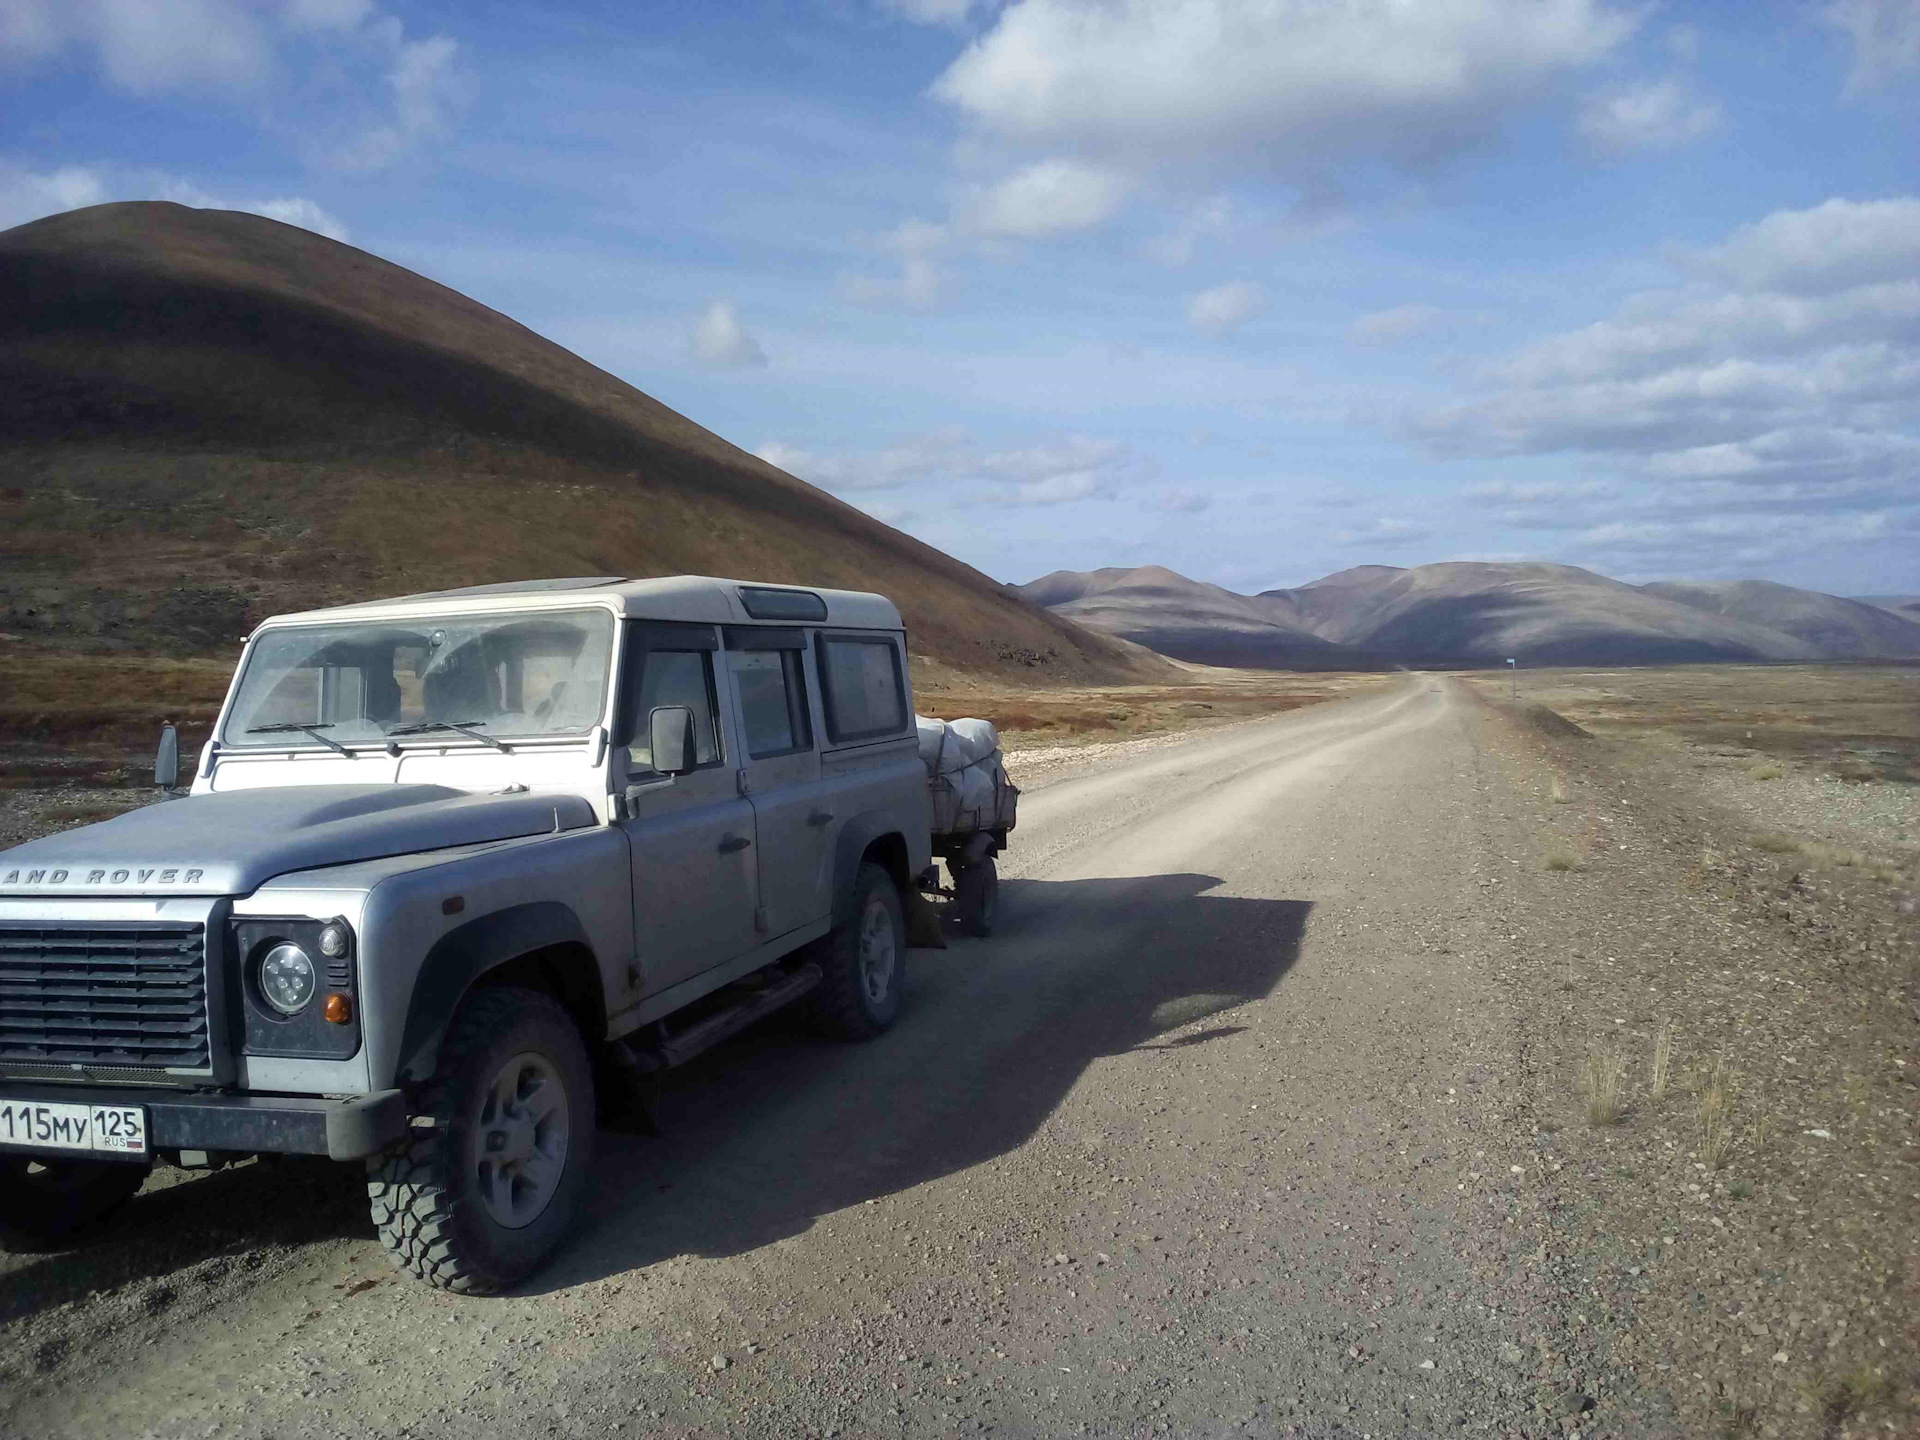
<box><xmin>728</xmin><ymin>649</ymin><xmax>812</xmax><ymax>758</ymax></box>
<box><xmin>818</xmin><ymin>636</ymin><xmax>906</xmax><ymax>743</ymax></box>
<box><xmin>628</xmin><ymin>650</ymin><xmax>721</xmax><ymax>770</ymax></box>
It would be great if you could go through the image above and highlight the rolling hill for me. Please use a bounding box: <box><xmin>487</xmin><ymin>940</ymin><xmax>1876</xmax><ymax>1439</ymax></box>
<box><xmin>1018</xmin><ymin>562</ymin><xmax>1920</xmax><ymax>668</ymax></box>
<box><xmin>1017</xmin><ymin>566</ymin><xmax>1374</xmax><ymax>670</ymax></box>
<box><xmin>0</xmin><ymin>201</ymin><xmax>1168</xmax><ymax>686</ymax></box>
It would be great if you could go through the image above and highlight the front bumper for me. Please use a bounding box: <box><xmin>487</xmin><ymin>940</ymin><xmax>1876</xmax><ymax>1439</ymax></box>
<box><xmin>0</xmin><ymin>1084</ymin><xmax>407</xmax><ymax>1162</ymax></box>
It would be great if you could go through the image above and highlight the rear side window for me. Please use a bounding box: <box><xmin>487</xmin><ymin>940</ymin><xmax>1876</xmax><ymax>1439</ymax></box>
<box><xmin>728</xmin><ymin>649</ymin><xmax>811</xmax><ymax>758</ymax></box>
<box><xmin>818</xmin><ymin>636</ymin><xmax>906</xmax><ymax>743</ymax></box>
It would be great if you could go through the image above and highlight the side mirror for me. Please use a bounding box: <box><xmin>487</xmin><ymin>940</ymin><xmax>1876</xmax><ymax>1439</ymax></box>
<box><xmin>154</xmin><ymin>723</ymin><xmax>180</xmax><ymax>790</ymax></box>
<box><xmin>647</xmin><ymin>706</ymin><xmax>698</xmax><ymax>776</ymax></box>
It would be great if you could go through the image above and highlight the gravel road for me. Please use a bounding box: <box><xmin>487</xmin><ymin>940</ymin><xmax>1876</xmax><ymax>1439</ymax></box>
<box><xmin>3</xmin><ymin>679</ymin><xmax>1672</xmax><ymax>1437</ymax></box>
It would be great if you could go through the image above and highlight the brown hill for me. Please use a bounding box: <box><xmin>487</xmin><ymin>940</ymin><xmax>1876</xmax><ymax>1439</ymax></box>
<box><xmin>0</xmin><ymin>202</ymin><xmax>1168</xmax><ymax>687</ymax></box>
<box><xmin>1025</xmin><ymin>561</ymin><xmax>1920</xmax><ymax>668</ymax></box>
<box><xmin>1015</xmin><ymin>566</ymin><xmax>1374</xmax><ymax>670</ymax></box>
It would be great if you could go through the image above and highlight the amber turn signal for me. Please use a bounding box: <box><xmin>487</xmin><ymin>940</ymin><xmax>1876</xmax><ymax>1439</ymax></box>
<box><xmin>323</xmin><ymin>993</ymin><xmax>353</xmax><ymax>1025</ymax></box>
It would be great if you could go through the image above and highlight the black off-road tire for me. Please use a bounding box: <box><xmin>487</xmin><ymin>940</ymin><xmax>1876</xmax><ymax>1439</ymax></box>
<box><xmin>805</xmin><ymin>862</ymin><xmax>907</xmax><ymax>1040</ymax></box>
<box><xmin>0</xmin><ymin>1154</ymin><xmax>149</xmax><ymax>1250</ymax></box>
<box><xmin>952</xmin><ymin>855</ymin><xmax>999</xmax><ymax>937</ymax></box>
<box><xmin>366</xmin><ymin>987</ymin><xmax>595</xmax><ymax>1294</ymax></box>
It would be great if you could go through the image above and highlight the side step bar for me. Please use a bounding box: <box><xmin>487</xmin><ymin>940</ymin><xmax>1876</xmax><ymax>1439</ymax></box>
<box><xmin>612</xmin><ymin>961</ymin><xmax>823</xmax><ymax>1082</ymax></box>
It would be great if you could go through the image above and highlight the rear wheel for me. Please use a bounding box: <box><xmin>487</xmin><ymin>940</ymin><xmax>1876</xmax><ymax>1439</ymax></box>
<box><xmin>0</xmin><ymin>1154</ymin><xmax>149</xmax><ymax>1249</ymax></box>
<box><xmin>806</xmin><ymin>862</ymin><xmax>907</xmax><ymax>1039</ymax></box>
<box><xmin>953</xmin><ymin>855</ymin><xmax>999</xmax><ymax>937</ymax></box>
<box><xmin>367</xmin><ymin>986</ymin><xmax>595</xmax><ymax>1293</ymax></box>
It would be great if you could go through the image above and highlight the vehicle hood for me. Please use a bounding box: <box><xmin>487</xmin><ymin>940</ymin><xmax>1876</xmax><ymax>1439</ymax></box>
<box><xmin>0</xmin><ymin>785</ymin><xmax>597</xmax><ymax>898</ymax></box>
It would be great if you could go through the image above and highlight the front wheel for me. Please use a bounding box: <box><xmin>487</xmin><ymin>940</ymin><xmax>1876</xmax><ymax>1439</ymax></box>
<box><xmin>806</xmin><ymin>862</ymin><xmax>907</xmax><ymax>1040</ymax></box>
<box><xmin>367</xmin><ymin>986</ymin><xmax>595</xmax><ymax>1294</ymax></box>
<box><xmin>0</xmin><ymin>1154</ymin><xmax>149</xmax><ymax>1249</ymax></box>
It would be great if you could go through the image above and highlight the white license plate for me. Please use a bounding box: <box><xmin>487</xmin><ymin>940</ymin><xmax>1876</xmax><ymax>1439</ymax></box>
<box><xmin>0</xmin><ymin>1099</ymin><xmax>148</xmax><ymax>1156</ymax></box>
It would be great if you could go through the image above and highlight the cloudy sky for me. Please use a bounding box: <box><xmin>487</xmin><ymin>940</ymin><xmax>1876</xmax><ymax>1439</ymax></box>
<box><xmin>4</xmin><ymin>1</ymin><xmax>1917</xmax><ymax>594</ymax></box>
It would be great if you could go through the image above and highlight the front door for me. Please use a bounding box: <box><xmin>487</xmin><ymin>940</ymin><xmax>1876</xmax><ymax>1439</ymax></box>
<box><xmin>615</xmin><ymin>626</ymin><xmax>759</xmax><ymax>994</ymax></box>
<box><xmin>724</xmin><ymin>630</ymin><xmax>835</xmax><ymax>942</ymax></box>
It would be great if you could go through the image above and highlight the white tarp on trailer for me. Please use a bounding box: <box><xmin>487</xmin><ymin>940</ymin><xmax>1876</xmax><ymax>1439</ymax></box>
<box><xmin>915</xmin><ymin>715</ymin><xmax>1016</xmax><ymax>835</ymax></box>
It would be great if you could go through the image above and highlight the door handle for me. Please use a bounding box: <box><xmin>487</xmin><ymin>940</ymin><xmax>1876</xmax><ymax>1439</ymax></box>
<box><xmin>718</xmin><ymin>833</ymin><xmax>753</xmax><ymax>854</ymax></box>
<box><xmin>806</xmin><ymin>810</ymin><xmax>835</xmax><ymax>827</ymax></box>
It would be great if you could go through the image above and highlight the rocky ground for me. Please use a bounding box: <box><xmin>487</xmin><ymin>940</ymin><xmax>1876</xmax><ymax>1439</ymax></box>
<box><xmin>0</xmin><ymin>675</ymin><xmax>1913</xmax><ymax>1439</ymax></box>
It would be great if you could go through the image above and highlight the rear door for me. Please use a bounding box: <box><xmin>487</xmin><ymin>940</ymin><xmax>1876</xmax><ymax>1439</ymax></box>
<box><xmin>614</xmin><ymin>623</ymin><xmax>760</xmax><ymax>993</ymax></box>
<box><xmin>724</xmin><ymin>626</ymin><xmax>834</xmax><ymax>942</ymax></box>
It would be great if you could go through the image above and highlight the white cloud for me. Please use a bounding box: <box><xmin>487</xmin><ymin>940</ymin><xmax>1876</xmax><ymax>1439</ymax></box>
<box><xmin>1822</xmin><ymin>0</ymin><xmax>1920</xmax><ymax>93</ymax></box>
<box><xmin>846</xmin><ymin>218</ymin><xmax>946</xmax><ymax>305</ymax></box>
<box><xmin>323</xmin><ymin>29</ymin><xmax>460</xmax><ymax>172</ymax></box>
<box><xmin>0</xmin><ymin>0</ymin><xmax>274</xmax><ymax>94</ymax></box>
<box><xmin>1697</xmin><ymin>196</ymin><xmax>1920</xmax><ymax>295</ymax></box>
<box><xmin>1417</xmin><ymin>194</ymin><xmax>1920</xmax><ymax>567</ymax></box>
<box><xmin>1331</xmin><ymin>516</ymin><xmax>1432</xmax><ymax>545</ymax></box>
<box><xmin>283</xmin><ymin>0</ymin><xmax>375</xmax><ymax>31</ymax></box>
<box><xmin>1144</xmin><ymin>196</ymin><xmax>1231</xmax><ymax>266</ymax></box>
<box><xmin>933</xmin><ymin>0</ymin><xmax>1635</xmax><ymax>175</ymax></box>
<box><xmin>0</xmin><ymin>163</ymin><xmax>348</xmax><ymax>240</ymax></box>
<box><xmin>962</xmin><ymin>157</ymin><xmax>1130</xmax><ymax>239</ymax></box>
<box><xmin>0</xmin><ymin>163</ymin><xmax>108</xmax><ymax>230</ymax></box>
<box><xmin>1351</xmin><ymin>303</ymin><xmax>1449</xmax><ymax>344</ymax></box>
<box><xmin>1577</xmin><ymin>77</ymin><xmax>1723</xmax><ymax>154</ymax></box>
<box><xmin>875</xmin><ymin>0</ymin><xmax>977</xmax><ymax>23</ymax></box>
<box><xmin>759</xmin><ymin>429</ymin><xmax>1133</xmax><ymax>507</ymax></box>
<box><xmin>0</xmin><ymin>2</ymin><xmax>460</xmax><ymax>173</ymax></box>
<box><xmin>756</xmin><ymin>430</ymin><xmax>969</xmax><ymax>491</ymax></box>
<box><xmin>689</xmin><ymin>301</ymin><xmax>768</xmax><ymax>368</ymax></box>
<box><xmin>1185</xmin><ymin>280</ymin><xmax>1266</xmax><ymax>333</ymax></box>
<box><xmin>1155</xmin><ymin>487</ymin><xmax>1213</xmax><ymax>513</ymax></box>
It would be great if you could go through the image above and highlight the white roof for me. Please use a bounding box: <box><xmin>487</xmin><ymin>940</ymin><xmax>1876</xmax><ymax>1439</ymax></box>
<box><xmin>259</xmin><ymin>575</ymin><xmax>903</xmax><ymax>633</ymax></box>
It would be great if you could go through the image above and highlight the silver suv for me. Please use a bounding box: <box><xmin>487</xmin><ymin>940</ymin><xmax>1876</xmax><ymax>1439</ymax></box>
<box><xmin>0</xmin><ymin>576</ymin><xmax>937</xmax><ymax>1291</ymax></box>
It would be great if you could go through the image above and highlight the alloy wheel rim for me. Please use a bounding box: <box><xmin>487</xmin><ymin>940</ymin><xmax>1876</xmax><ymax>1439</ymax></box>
<box><xmin>858</xmin><ymin>897</ymin><xmax>896</xmax><ymax>1006</ymax></box>
<box><xmin>470</xmin><ymin>1051</ymin><xmax>569</xmax><ymax>1231</ymax></box>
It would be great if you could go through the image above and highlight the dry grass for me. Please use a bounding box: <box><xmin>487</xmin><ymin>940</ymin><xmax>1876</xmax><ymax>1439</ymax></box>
<box><xmin>1697</xmin><ymin>1058</ymin><xmax>1736</xmax><ymax>1168</ymax></box>
<box><xmin>42</xmin><ymin>803</ymin><xmax>136</xmax><ymax>826</ymax></box>
<box><xmin>1542</xmin><ymin>842</ymin><xmax>1582</xmax><ymax>872</ymax></box>
<box><xmin>1649</xmin><ymin>1021</ymin><xmax>1673</xmax><ymax>1102</ymax></box>
<box><xmin>1582</xmin><ymin>1048</ymin><xmax>1627</xmax><ymax>1126</ymax></box>
<box><xmin>1747</xmin><ymin>761</ymin><xmax>1784</xmax><ymax>780</ymax></box>
<box><xmin>1750</xmin><ymin>832</ymin><xmax>1801</xmax><ymax>854</ymax></box>
<box><xmin>1798</xmin><ymin>1364</ymin><xmax>1895</xmax><ymax>1431</ymax></box>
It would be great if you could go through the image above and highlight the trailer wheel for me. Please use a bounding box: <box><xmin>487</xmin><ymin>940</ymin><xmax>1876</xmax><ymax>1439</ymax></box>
<box><xmin>0</xmin><ymin>1154</ymin><xmax>149</xmax><ymax>1249</ymax></box>
<box><xmin>953</xmin><ymin>855</ymin><xmax>999</xmax><ymax>937</ymax></box>
<box><xmin>367</xmin><ymin>986</ymin><xmax>595</xmax><ymax>1294</ymax></box>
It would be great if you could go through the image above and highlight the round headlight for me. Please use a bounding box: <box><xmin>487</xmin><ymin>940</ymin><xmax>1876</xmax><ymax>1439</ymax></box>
<box><xmin>259</xmin><ymin>942</ymin><xmax>317</xmax><ymax>1015</ymax></box>
<box><xmin>317</xmin><ymin>922</ymin><xmax>350</xmax><ymax>959</ymax></box>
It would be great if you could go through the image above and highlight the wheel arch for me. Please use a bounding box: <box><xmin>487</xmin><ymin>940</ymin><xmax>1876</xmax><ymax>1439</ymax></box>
<box><xmin>830</xmin><ymin>818</ymin><xmax>909</xmax><ymax>926</ymax></box>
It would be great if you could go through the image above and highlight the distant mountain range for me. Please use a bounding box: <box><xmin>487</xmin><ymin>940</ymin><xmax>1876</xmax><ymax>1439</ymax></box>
<box><xmin>1014</xmin><ymin>562</ymin><xmax>1920</xmax><ymax>669</ymax></box>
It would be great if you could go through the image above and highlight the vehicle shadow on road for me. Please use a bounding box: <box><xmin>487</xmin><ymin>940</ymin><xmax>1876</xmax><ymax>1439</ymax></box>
<box><xmin>0</xmin><ymin>1156</ymin><xmax>367</xmax><ymax>1328</ymax></box>
<box><xmin>533</xmin><ymin>872</ymin><xmax>1309</xmax><ymax>1294</ymax></box>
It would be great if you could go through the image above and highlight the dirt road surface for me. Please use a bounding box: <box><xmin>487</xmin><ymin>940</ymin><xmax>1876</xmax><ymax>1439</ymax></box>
<box><xmin>3</xmin><ymin>680</ymin><xmax>1685</xmax><ymax>1436</ymax></box>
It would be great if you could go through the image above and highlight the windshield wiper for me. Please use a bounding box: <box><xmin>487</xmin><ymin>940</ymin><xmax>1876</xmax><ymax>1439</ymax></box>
<box><xmin>245</xmin><ymin>722</ymin><xmax>351</xmax><ymax>757</ymax></box>
<box><xmin>385</xmin><ymin>719</ymin><xmax>510</xmax><ymax>752</ymax></box>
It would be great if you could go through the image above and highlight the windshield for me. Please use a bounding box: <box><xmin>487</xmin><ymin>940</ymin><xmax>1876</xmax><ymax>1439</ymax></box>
<box><xmin>222</xmin><ymin>608</ymin><xmax>616</xmax><ymax>748</ymax></box>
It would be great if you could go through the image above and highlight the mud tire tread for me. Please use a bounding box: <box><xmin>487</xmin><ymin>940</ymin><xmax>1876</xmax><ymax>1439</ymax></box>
<box><xmin>366</xmin><ymin>987</ymin><xmax>591</xmax><ymax>1295</ymax></box>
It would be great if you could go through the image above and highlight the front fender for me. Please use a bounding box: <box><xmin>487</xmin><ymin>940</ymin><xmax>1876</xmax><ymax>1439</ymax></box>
<box><xmin>395</xmin><ymin>901</ymin><xmax>596</xmax><ymax>1083</ymax></box>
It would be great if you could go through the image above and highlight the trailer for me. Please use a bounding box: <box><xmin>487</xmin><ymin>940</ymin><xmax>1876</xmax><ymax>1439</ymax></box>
<box><xmin>914</xmin><ymin>716</ymin><xmax>1018</xmax><ymax>936</ymax></box>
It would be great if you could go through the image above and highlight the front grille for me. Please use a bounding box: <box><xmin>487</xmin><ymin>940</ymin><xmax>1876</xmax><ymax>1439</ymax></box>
<box><xmin>0</xmin><ymin>924</ymin><xmax>210</xmax><ymax>1070</ymax></box>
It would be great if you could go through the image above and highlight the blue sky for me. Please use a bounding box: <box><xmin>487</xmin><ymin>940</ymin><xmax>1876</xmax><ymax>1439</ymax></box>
<box><xmin>4</xmin><ymin>0</ymin><xmax>1917</xmax><ymax>595</ymax></box>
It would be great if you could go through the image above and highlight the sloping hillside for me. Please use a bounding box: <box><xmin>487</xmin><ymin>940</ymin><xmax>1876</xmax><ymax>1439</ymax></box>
<box><xmin>1642</xmin><ymin>580</ymin><xmax>1920</xmax><ymax>660</ymax></box>
<box><xmin>0</xmin><ymin>202</ymin><xmax>1168</xmax><ymax>685</ymax></box>
<box><xmin>1021</xmin><ymin>561</ymin><xmax>1920</xmax><ymax>668</ymax></box>
<box><xmin>1017</xmin><ymin>566</ymin><xmax>1374</xmax><ymax>670</ymax></box>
